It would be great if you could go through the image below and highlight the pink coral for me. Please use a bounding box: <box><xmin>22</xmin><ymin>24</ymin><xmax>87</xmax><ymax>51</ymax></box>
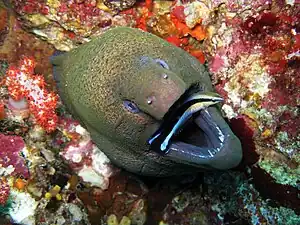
<box><xmin>0</xmin><ymin>133</ymin><xmax>29</xmax><ymax>178</ymax></box>
<box><xmin>209</xmin><ymin>53</ymin><xmax>225</xmax><ymax>73</ymax></box>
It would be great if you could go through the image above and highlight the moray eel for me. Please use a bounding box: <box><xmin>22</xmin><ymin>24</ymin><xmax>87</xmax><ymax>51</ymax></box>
<box><xmin>51</xmin><ymin>27</ymin><xmax>242</xmax><ymax>176</ymax></box>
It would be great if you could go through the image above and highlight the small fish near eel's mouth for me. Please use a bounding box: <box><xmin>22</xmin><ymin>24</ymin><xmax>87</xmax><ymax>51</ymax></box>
<box><xmin>148</xmin><ymin>90</ymin><xmax>243</xmax><ymax>170</ymax></box>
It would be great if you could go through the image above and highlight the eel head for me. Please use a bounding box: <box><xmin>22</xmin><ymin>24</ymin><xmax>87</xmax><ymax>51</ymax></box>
<box><xmin>51</xmin><ymin>27</ymin><xmax>242</xmax><ymax>176</ymax></box>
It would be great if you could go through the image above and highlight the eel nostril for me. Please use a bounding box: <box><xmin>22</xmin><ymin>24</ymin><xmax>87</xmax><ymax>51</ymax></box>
<box><xmin>147</xmin><ymin>96</ymin><xmax>155</xmax><ymax>105</ymax></box>
<box><xmin>162</xmin><ymin>74</ymin><xmax>168</xmax><ymax>79</ymax></box>
<box><xmin>147</xmin><ymin>98</ymin><xmax>152</xmax><ymax>105</ymax></box>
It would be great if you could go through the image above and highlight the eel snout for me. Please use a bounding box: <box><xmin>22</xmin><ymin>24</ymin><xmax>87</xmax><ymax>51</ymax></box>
<box><xmin>148</xmin><ymin>91</ymin><xmax>243</xmax><ymax>170</ymax></box>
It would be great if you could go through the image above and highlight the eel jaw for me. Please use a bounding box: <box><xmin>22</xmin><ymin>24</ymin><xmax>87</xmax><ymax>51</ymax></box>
<box><xmin>165</xmin><ymin>106</ymin><xmax>243</xmax><ymax>170</ymax></box>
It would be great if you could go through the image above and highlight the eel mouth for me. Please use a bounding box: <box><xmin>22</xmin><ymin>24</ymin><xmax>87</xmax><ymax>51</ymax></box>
<box><xmin>148</xmin><ymin>90</ymin><xmax>243</xmax><ymax>170</ymax></box>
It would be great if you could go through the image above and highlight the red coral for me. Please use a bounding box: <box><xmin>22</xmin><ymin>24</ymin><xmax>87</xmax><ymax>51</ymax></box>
<box><xmin>186</xmin><ymin>48</ymin><xmax>205</xmax><ymax>64</ymax></box>
<box><xmin>13</xmin><ymin>0</ymin><xmax>49</xmax><ymax>15</ymax></box>
<box><xmin>170</xmin><ymin>5</ymin><xmax>206</xmax><ymax>41</ymax></box>
<box><xmin>165</xmin><ymin>36</ymin><xmax>189</xmax><ymax>47</ymax></box>
<box><xmin>171</xmin><ymin>6</ymin><xmax>186</xmax><ymax>23</ymax></box>
<box><xmin>5</xmin><ymin>57</ymin><xmax>58</xmax><ymax>132</ymax></box>
<box><xmin>145</xmin><ymin>0</ymin><xmax>153</xmax><ymax>12</ymax></box>
<box><xmin>165</xmin><ymin>35</ymin><xmax>183</xmax><ymax>47</ymax></box>
<box><xmin>0</xmin><ymin>102</ymin><xmax>5</xmax><ymax>120</ymax></box>
<box><xmin>0</xmin><ymin>133</ymin><xmax>29</xmax><ymax>178</ymax></box>
<box><xmin>57</xmin><ymin>1</ymin><xmax>100</xmax><ymax>23</ymax></box>
<box><xmin>242</xmin><ymin>12</ymin><xmax>278</xmax><ymax>35</ymax></box>
<box><xmin>13</xmin><ymin>0</ymin><xmax>104</xmax><ymax>29</ymax></box>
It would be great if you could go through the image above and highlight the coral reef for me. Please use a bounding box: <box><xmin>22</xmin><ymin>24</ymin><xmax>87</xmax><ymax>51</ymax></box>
<box><xmin>6</xmin><ymin>57</ymin><xmax>58</xmax><ymax>132</ymax></box>
<box><xmin>202</xmin><ymin>1</ymin><xmax>300</xmax><ymax>188</ymax></box>
<box><xmin>0</xmin><ymin>0</ymin><xmax>299</xmax><ymax>224</ymax></box>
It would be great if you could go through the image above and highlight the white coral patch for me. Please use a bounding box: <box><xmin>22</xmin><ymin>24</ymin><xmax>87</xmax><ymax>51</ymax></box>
<box><xmin>224</xmin><ymin>54</ymin><xmax>272</xmax><ymax>108</ymax></box>
<box><xmin>77</xmin><ymin>144</ymin><xmax>112</xmax><ymax>189</ymax></box>
<box><xmin>71</xmin><ymin>153</ymin><xmax>83</xmax><ymax>163</ymax></box>
<box><xmin>0</xmin><ymin>165</ymin><xmax>15</xmax><ymax>176</ymax></box>
<box><xmin>285</xmin><ymin>0</ymin><xmax>295</xmax><ymax>6</ymax></box>
<box><xmin>248</xmin><ymin>71</ymin><xmax>272</xmax><ymax>97</ymax></box>
<box><xmin>237</xmin><ymin>55</ymin><xmax>271</xmax><ymax>98</ymax></box>
<box><xmin>9</xmin><ymin>190</ymin><xmax>38</xmax><ymax>225</ymax></box>
<box><xmin>91</xmin><ymin>145</ymin><xmax>112</xmax><ymax>178</ymax></box>
<box><xmin>61</xmin><ymin>123</ymin><xmax>113</xmax><ymax>189</ymax></box>
<box><xmin>222</xmin><ymin>104</ymin><xmax>238</xmax><ymax>119</ymax></box>
<box><xmin>78</xmin><ymin>165</ymin><xmax>108</xmax><ymax>189</ymax></box>
<box><xmin>32</xmin><ymin>27</ymin><xmax>75</xmax><ymax>51</ymax></box>
<box><xmin>75</xmin><ymin>124</ymin><xmax>88</xmax><ymax>136</ymax></box>
<box><xmin>224</xmin><ymin>82</ymin><xmax>242</xmax><ymax>107</ymax></box>
<box><xmin>184</xmin><ymin>1</ymin><xmax>211</xmax><ymax>28</ymax></box>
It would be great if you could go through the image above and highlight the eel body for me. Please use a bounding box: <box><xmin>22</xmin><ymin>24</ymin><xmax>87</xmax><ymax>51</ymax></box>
<box><xmin>52</xmin><ymin>27</ymin><xmax>242</xmax><ymax>176</ymax></box>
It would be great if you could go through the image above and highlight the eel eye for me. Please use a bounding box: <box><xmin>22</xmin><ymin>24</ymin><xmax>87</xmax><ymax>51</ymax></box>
<box><xmin>123</xmin><ymin>100</ymin><xmax>140</xmax><ymax>113</ymax></box>
<box><xmin>155</xmin><ymin>59</ymin><xmax>169</xmax><ymax>70</ymax></box>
